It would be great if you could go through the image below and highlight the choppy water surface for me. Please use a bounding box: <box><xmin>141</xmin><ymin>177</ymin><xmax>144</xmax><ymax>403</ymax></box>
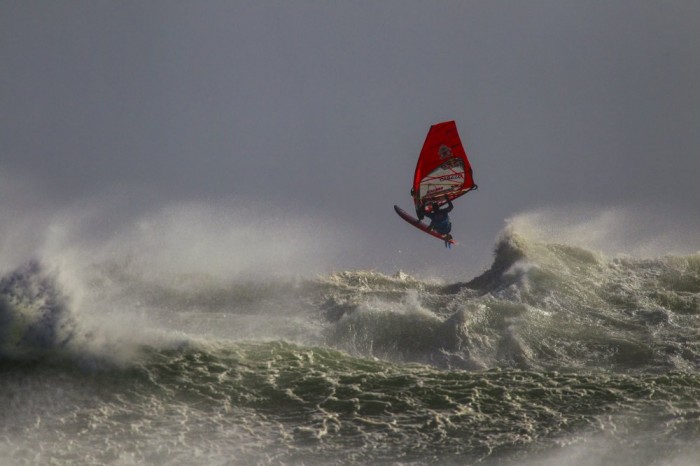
<box><xmin>2</xmin><ymin>231</ymin><xmax>700</xmax><ymax>465</ymax></box>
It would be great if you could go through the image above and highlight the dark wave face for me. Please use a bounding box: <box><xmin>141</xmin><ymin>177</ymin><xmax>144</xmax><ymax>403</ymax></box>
<box><xmin>2</xmin><ymin>230</ymin><xmax>700</xmax><ymax>465</ymax></box>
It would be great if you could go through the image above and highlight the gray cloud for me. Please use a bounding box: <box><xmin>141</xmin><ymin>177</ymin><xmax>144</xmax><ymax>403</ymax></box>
<box><xmin>2</xmin><ymin>1</ymin><xmax>699</xmax><ymax>277</ymax></box>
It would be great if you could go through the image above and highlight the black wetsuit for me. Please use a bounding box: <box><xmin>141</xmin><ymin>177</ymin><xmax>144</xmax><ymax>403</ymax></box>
<box><xmin>419</xmin><ymin>199</ymin><xmax>453</xmax><ymax>235</ymax></box>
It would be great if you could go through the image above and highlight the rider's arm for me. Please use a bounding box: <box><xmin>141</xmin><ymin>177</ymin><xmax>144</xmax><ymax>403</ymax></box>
<box><xmin>444</xmin><ymin>198</ymin><xmax>453</xmax><ymax>212</ymax></box>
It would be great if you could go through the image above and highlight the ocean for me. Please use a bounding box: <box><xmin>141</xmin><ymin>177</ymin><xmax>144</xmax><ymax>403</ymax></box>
<box><xmin>2</xmin><ymin>228</ymin><xmax>700</xmax><ymax>465</ymax></box>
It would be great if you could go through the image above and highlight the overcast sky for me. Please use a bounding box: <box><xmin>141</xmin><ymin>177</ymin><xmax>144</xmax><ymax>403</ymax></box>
<box><xmin>2</xmin><ymin>1</ymin><xmax>699</xmax><ymax>278</ymax></box>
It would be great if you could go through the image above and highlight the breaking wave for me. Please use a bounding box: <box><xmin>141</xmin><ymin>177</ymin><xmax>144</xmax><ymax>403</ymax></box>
<box><xmin>2</xmin><ymin>211</ymin><xmax>700</xmax><ymax>465</ymax></box>
<box><xmin>3</xmin><ymin>220</ymin><xmax>700</xmax><ymax>371</ymax></box>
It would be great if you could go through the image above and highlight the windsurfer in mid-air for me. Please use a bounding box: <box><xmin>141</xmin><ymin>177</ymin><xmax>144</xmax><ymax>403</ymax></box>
<box><xmin>396</xmin><ymin>121</ymin><xmax>476</xmax><ymax>248</ymax></box>
<box><xmin>417</xmin><ymin>195</ymin><xmax>454</xmax><ymax>247</ymax></box>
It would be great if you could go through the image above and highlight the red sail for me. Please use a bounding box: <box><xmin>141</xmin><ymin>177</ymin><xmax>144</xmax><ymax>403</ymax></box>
<box><xmin>412</xmin><ymin>121</ymin><xmax>476</xmax><ymax>212</ymax></box>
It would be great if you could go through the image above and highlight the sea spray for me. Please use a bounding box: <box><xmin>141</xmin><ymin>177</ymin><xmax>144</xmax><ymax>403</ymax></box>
<box><xmin>2</xmin><ymin>214</ymin><xmax>700</xmax><ymax>464</ymax></box>
<box><xmin>0</xmin><ymin>261</ymin><xmax>74</xmax><ymax>360</ymax></box>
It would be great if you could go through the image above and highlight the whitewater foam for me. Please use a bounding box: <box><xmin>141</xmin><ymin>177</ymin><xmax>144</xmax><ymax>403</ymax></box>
<box><xmin>2</xmin><ymin>202</ymin><xmax>700</xmax><ymax>465</ymax></box>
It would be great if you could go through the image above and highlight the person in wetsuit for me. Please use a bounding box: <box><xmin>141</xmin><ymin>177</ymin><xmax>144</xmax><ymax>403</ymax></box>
<box><xmin>417</xmin><ymin>195</ymin><xmax>453</xmax><ymax>237</ymax></box>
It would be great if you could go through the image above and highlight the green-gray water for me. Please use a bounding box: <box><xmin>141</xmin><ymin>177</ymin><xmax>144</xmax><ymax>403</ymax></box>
<box><xmin>2</xmin><ymin>231</ymin><xmax>700</xmax><ymax>465</ymax></box>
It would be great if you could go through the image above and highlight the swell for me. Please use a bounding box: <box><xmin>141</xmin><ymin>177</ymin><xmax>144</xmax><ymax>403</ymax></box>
<box><xmin>1</xmin><ymin>228</ymin><xmax>699</xmax><ymax>374</ymax></box>
<box><xmin>2</xmin><ymin>248</ymin><xmax>700</xmax><ymax>465</ymax></box>
<box><xmin>319</xmin><ymin>232</ymin><xmax>700</xmax><ymax>372</ymax></box>
<box><xmin>3</xmin><ymin>340</ymin><xmax>700</xmax><ymax>465</ymax></box>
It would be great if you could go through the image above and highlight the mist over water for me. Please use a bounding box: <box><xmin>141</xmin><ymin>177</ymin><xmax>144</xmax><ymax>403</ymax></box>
<box><xmin>1</xmin><ymin>198</ymin><xmax>699</xmax><ymax>465</ymax></box>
